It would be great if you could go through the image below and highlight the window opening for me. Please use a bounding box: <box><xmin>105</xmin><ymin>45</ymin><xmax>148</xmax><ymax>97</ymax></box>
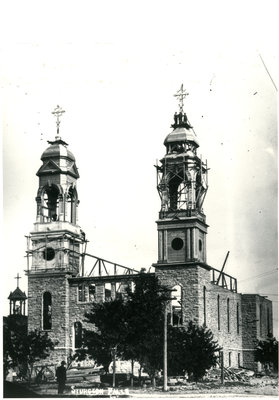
<box><xmin>227</xmin><ymin>298</ymin><xmax>230</xmax><ymax>332</ymax></box>
<box><xmin>42</xmin><ymin>185</ymin><xmax>59</xmax><ymax>222</ymax></box>
<box><xmin>43</xmin><ymin>247</ymin><xmax>55</xmax><ymax>261</ymax></box>
<box><xmin>105</xmin><ymin>283</ymin><xmax>112</xmax><ymax>301</ymax></box>
<box><xmin>67</xmin><ymin>186</ymin><xmax>77</xmax><ymax>224</ymax></box>
<box><xmin>88</xmin><ymin>284</ymin><xmax>95</xmax><ymax>302</ymax></box>
<box><xmin>228</xmin><ymin>352</ymin><xmax>232</xmax><ymax>367</ymax></box>
<box><xmin>203</xmin><ymin>286</ymin><xmax>206</xmax><ymax>326</ymax></box>
<box><xmin>78</xmin><ymin>283</ymin><xmax>87</xmax><ymax>302</ymax></box>
<box><xmin>259</xmin><ymin>304</ymin><xmax>263</xmax><ymax>336</ymax></box>
<box><xmin>74</xmin><ymin>321</ymin><xmax>83</xmax><ymax>348</ymax></box>
<box><xmin>116</xmin><ymin>282</ymin><xmax>122</xmax><ymax>299</ymax></box>
<box><xmin>171</xmin><ymin>237</ymin><xmax>184</xmax><ymax>250</ymax></box>
<box><xmin>169</xmin><ymin>176</ymin><xmax>181</xmax><ymax>210</ymax></box>
<box><xmin>170</xmin><ymin>285</ymin><xmax>182</xmax><ymax>326</ymax></box>
<box><xmin>236</xmin><ymin>303</ymin><xmax>240</xmax><ymax>334</ymax></box>
<box><xmin>43</xmin><ymin>292</ymin><xmax>52</xmax><ymax>330</ymax></box>
<box><xmin>217</xmin><ymin>295</ymin><xmax>220</xmax><ymax>330</ymax></box>
<box><xmin>267</xmin><ymin>307</ymin><xmax>271</xmax><ymax>334</ymax></box>
<box><xmin>238</xmin><ymin>353</ymin><xmax>241</xmax><ymax>368</ymax></box>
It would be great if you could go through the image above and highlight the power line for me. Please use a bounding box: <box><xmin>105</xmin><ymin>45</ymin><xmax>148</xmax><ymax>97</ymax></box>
<box><xmin>238</xmin><ymin>268</ymin><xmax>278</xmax><ymax>283</ymax></box>
<box><xmin>258</xmin><ymin>53</ymin><xmax>277</xmax><ymax>91</ymax></box>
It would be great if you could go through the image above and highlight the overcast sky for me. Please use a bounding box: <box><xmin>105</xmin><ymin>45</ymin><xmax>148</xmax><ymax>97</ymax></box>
<box><xmin>1</xmin><ymin>1</ymin><xmax>278</xmax><ymax>333</ymax></box>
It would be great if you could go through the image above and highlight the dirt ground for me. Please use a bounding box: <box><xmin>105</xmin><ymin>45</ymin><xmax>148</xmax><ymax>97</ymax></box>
<box><xmin>131</xmin><ymin>379</ymin><xmax>279</xmax><ymax>397</ymax></box>
<box><xmin>13</xmin><ymin>377</ymin><xmax>277</xmax><ymax>398</ymax></box>
<box><xmin>5</xmin><ymin>373</ymin><xmax>278</xmax><ymax>398</ymax></box>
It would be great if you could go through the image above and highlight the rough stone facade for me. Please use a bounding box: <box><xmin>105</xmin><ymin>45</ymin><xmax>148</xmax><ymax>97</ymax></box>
<box><xmin>28</xmin><ymin>273</ymin><xmax>70</xmax><ymax>364</ymax></box>
<box><xmin>241</xmin><ymin>294</ymin><xmax>273</xmax><ymax>370</ymax></box>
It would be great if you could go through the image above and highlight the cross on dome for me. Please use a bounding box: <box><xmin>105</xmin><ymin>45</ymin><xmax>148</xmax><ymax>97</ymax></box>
<box><xmin>174</xmin><ymin>84</ymin><xmax>189</xmax><ymax>113</ymax></box>
<box><xmin>14</xmin><ymin>273</ymin><xmax>21</xmax><ymax>288</ymax></box>
<box><xmin>52</xmin><ymin>105</ymin><xmax>65</xmax><ymax>136</ymax></box>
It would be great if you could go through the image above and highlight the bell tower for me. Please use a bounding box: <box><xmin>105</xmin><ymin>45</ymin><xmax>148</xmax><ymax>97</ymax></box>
<box><xmin>30</xmin><ymin>106</ymin><xmax>84</xmax><ymax>275</ymax></box>
<box><xmin>154</xmin><ymin>86</ymin><xmax>211</xmax><ymax>325</ymax></box>
<box><xmin>154</xmin><ymin>86</ymin><xmax>209</xmax><ymax>267</ymax></box>
<box><xmin>27</xmin><ymin>106</ymin><xmax>85</xmax><ymax>361</ymax></box>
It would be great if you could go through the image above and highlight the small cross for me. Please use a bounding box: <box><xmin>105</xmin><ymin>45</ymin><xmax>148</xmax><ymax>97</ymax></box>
<box><xmin>14</xmin><ymin>273</ymin><xmax>21</xmax><ymax>288</ymax></box>
<box><xmin>174</xmin><ymin>84</ymin><xmax>189</xmax><ymax>113</ymax></box>
<box><xmin>52</xmin><ymin>105</ymin><xmax>65</xmax><ymax>135</ymax></box>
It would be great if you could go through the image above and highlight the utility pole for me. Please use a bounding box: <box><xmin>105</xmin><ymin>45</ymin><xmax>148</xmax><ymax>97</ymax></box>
<box><xmin>163</xmin><ymin>303</ymin><xmax>168</xmax><ymax>391</ymax></box>
<box><xmin>163</xmin><ymin>290</ymin><xmax>177</xmax><ymax>392</ymax></box>
<box><xmin>112</xmin><ymin>347</ymin><xmax>116</xmax><ymax>388</ymax></box>
<box><xmin>220</xmin><ymin>351</ymin><xmax>224</xmax><ymax>384</ymax></box>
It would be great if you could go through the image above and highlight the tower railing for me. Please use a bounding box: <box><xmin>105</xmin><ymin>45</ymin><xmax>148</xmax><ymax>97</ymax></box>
<box><xmin>210</xmin><ymin>267</ymin><xmax>237</xmax><ymax>293</ymax></box>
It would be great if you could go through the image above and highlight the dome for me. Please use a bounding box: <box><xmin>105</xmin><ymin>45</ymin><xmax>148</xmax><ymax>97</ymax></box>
<box><xmin>164</xmin><ymin>127</ymin><xmax>199</xmax><ymax>148</ymax></box>
<box><xmin>41</xmin><ymin>137</ymin><xmax>76</xmax><ymax>161</ymax></box>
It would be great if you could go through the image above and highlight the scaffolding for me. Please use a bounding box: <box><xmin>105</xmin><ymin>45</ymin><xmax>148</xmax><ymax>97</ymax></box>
<box><xmin>155</xmin><ymin>153</ymin><xmax>209</xmax><ymax>218</ymax></box>
<box><xmin>25</xmin><ymin>234</ymin><xmax>139</xmax><ymax>278</ymax></box>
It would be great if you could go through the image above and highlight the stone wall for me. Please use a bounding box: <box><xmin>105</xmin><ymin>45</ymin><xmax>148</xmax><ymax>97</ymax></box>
<box><xmin>241</xmin><ymin>294</ymin><xmax>273</xmax><ymax>370</ymax></box>
<box><xmin>155</xmin><ymin>264</ymin><xmax>209</xmax><ymax>324</ymax></box>
<box><xmin>27</xmin><ymin>267</ymin><xmax>273</xmax><ymax>372</ymax></box>
<box><xmin>68</xmin><ymin>279</ymin><xmax>133</xmax><ymax>351</ymax></box>
<box><xmin>155</xmin><ymin>264</ymin><xmax>243</xmax><ymax>368</ymax></box>
<box><xmin>28</xmin><ymin>273</ymin><xmax>70</xmax><ymax>365</ymax></box>
<box><xmin>206</xmin><ymin>283</ymin><xmax>243</xmax><ymax>368</ymax></box>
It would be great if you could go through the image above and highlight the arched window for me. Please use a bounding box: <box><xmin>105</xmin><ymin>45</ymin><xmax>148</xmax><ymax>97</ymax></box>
<box><xmin>259</xmin><ymin>304</ymin><xmax>263</xmax><ymax>336</ymax></box>
<box><xmin>67</xmin><ymin>186</ymin><xmax>77</xmax><ymax>224</ymax></box>
<box><xmin>43</xmin><ymin>292</ymin><xmax>52</xmax><ymax>330</ymax></box>
<box><xmin>227</xmin><ymin>298</ymin><xmax>230</xmax><ymax>333</ymax></box>
<box><xmin>74</xmin><ymin>321</ymin><xmax>83</xmax><ymax>349</ymax></box>
<box><xmin>203</xmin><ymin>286</ymin><xmax>206</xmax><ymax>326</ymax></box>
<box><xmin>169</xmin><ymin>176</ymin><xmax>182</xmax><ymax>210</ymax></box>
<box><xmin>217</xmin><ymin>295</ymin><xmax>220</xmax><ymax>330</ymax></box>
<box><xmin>236</xmin><ymin>303</ymin><xmax>240</xmax><ymax>334</ymax></box>
<box><xmin>171</xmin><ymin>284</ymin><xmax>182</xmax><ymax>326</ymax></box>
<box><xmin>42</xmin><ymin>185</ymin><xmax>59</xmax><ymax>222</ymax></box>
<box><xmin>267</xmin><ymin>307</ymin><xmax>271</xmax><ymax>334</ymax></box>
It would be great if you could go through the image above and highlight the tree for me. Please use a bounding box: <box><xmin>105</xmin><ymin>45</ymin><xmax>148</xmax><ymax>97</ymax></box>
<box><xmin>4</xmin><ymin>315</ymin><xmax>28</xmax><ymax>378</ymax></box>
<box><xmin>76</xmin><ymin>273</ymin><xmax>171</xmax><ymax>385</ymax></box>
<box><xmin>123</xmin><ymin>273</ymin><xmax>171</xmax><ymax>385</ymax></box>
<box><xmin>75</xmin><ymin>298</ymin><xmax>128</xmax><ymax>373</ymax></box>
<box><xmin>77</xmin><ymin>273</ymin><xmax>221</xmax><ymax>385</ymax></box>
<box><xmin>168</xmin><ymin>322</ymin><xmax>221</xmax><ymax>381</ymax></box>
<box><xmin>255</xmin><ymin>335</ymin><xmax>278</xmax><ymax>372</ymax></box>
<box><xmin>4</xmin><ymin>320</ymin><xmax>56</xmax><ymax>381</ymax></box>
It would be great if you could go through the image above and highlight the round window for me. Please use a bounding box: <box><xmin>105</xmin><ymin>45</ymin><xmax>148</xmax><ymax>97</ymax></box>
<box><xmin>43</xmin><ymin>247</ymin><xmax>55</xmax><ymax>261</ymax></box>
<box><xmin>171</xmin><ymin>237</ymin><xmax>184</xmax><ymax>251</ymax></box>
<box><xmin>199</xmin><ymin>239</ymin><xmax>203</xmax><ymax>251</ymax></box>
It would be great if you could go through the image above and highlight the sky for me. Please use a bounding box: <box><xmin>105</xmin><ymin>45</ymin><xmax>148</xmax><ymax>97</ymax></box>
<box><xmin>1</xmin><ymin>1</ymin><xmax>278</xmax><ymax>334</ymax></box>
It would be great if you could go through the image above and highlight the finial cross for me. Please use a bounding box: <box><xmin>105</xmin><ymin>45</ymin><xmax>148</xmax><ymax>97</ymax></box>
<box><xmin>14</xmin><ymin>273</ymin><xmax>21</xmax><ymax>288</ymax></box>
<box><xmin>174</xmin><ymin>84</ymin><xmax>189</xmax><ymax>113</ymax></box>
<box><xmin>52</xmin><ymin>105</ymin><xmax>65</xmax><ymax>135</ymax></box>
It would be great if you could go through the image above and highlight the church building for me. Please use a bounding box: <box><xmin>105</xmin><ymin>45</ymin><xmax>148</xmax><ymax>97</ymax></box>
<box><xmin>26</xmin><ymin>92</ymin><xmax>273</xmax><ymax>372</ymax></box>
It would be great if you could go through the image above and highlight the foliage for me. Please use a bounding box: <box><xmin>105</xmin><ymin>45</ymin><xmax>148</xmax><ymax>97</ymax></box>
<box><xmin>3</xmin><ymin>316</ymin><xmax>55</xmax><ymax>381</ymax></box>
<box><xmin>123</xmin><ymin>273</ymin><xmax>170</xmax><ymax>380</ymax></box>
<box><xmin>77</xmin><ymin>273</ymin><xmax>171</xmax><ymax>381</ymax></box>
<box><xmin>255</xmin><ymin>335</ymin><xmax>278</xmax><ymax>371</ymax></box>
<box><xmin>167</xmin><ymin>322</ymin><xmax>221</xmax><ymax>381</ymax></box>
<box><xmin>77</xmin><ymin>273</ymin><xmax>221</xmax><ymax>383</ymax></box>
<box><xmin>75</xmin><ymin>298</ymin><xmax>128</xmax><ymax>373</ymax></box>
